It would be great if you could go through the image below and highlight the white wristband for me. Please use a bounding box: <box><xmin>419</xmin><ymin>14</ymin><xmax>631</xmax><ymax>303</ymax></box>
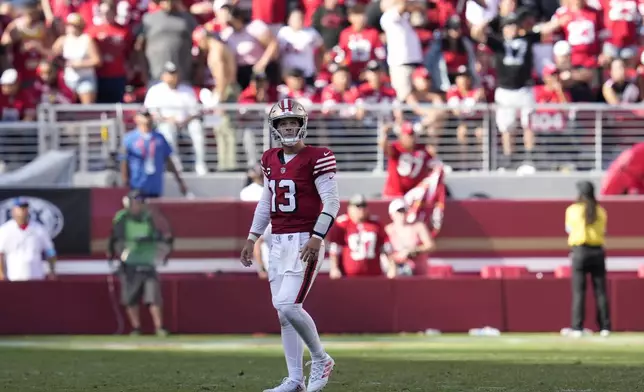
<box><xmin>247</xmin><ymin>233</ymin><xmax>259</xmax><ymax>242</ymax></box>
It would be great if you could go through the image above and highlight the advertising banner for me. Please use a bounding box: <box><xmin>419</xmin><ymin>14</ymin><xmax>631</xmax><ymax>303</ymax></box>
<box><xmin>0</xmin><ymin>188</ymin><xmax>91</xmax><ymax>254</ymax></box>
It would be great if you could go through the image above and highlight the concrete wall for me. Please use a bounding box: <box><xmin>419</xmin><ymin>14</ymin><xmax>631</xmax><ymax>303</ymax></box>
<box><xmin>75</xmin><ymin>171</ymin><xmax>605</xmax><ymax>199</ymax></box>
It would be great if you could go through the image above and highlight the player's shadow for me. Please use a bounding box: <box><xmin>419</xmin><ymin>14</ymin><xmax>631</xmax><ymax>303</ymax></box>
<box><xmin>1</xmin><ymin>346</ymin><xmax>642</xmax><ymax>392</ymax></box>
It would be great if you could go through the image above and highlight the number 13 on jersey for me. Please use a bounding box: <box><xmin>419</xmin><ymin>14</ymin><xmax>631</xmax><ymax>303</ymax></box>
<box><xmin>269</xmin><ymin>179</ymin><xmax>297</xmax><ymax>213</ymax></box>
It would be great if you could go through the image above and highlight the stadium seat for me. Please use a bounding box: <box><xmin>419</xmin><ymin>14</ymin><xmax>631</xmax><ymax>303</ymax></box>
<box><xmin>555</xmin><ymin>265</ymin><xmax>571</xmax><ymax>278</ymax></box>
<box><xmin>480</xmin><ymin>265</ymin><xmax>529</xmax><ymax>279</ymax></box>
<box><xmin>427</xmin><ymin>265</ymin><xmax>454</xmax><ymax>278</ymax></box>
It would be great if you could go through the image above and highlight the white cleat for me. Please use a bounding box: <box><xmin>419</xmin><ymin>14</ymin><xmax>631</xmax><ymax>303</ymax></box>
<box><xmin>569</xmin><ymin>330</ymin><xmax>583</xmax><ymax>339</ymax></box>
<box><xmin>306</xmin><ymin>354</ymin><xmax>335</xmax><ymax>392</ymax></box>
<box><xmin>600</xmin><ymin>329</ymin><xmax>611</xmax><ymax>337</ymax></box>
<box><xmin>263</xmin><ymin>377</ymin><xmax>306</xmax><ymax>392</ymax></box>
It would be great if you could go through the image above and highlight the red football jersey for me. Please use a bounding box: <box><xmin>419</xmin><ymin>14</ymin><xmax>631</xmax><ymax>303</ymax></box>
<box><xmin>87</xmin><ymin>22</ymin><xmax>133</xmax><ymax>78</ymax></box>
<box><xmin>446</xmin><ymin>86</ymin><xmax>485</xmax><ymax>118</ymax></box>
<box><xmin>328</xmin><ymin>214</ymin><xmax>389</xmax><ymax>277</ymax></box>
<box><xmin>0</xmin><ymin>90</ymin><xmax>38</xmax><ymax>121</ymax></box>
<box><xmin>600</xmin><ymin>0</ymin><xmax>642</xmax><ymax>47</ymax></box>
<box><xmin>276</xmin><ymin>85</ymin><xmax>320</xmax><ymax>106</ymax></box>
<box><xmin>529</xmin><ymin>85</ymin><xmax>572</xmax><ymax>132</ymax></box>
<box><xmin>383</xmin><ymin>142</ymin><xmax>436</xmax><ymax>197</ymax></box>
<box><xmin>552</xmin><ymin>6</ymin><xmax>604</xmax><ymax>68</ymax></box>
<box><xmin>336</xmin><ymin>26</ymin><xmax>385</xmax><ymax>80</ymax></box>
<box><xmin>261</xmin><ymin>146</ymin><xmax>337</xmax><ymax>234</ymax></box>
<box><xmin>354</xmin><ymin>83</ymin><xmax>397</xmax><ymax>104</ymax></box>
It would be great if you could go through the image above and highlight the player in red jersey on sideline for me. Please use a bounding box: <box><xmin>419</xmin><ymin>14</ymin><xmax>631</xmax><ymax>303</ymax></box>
<box><xmin>601</xmin><ymin>143</ymin><xmax>644</xmax><ymax>195</ymax></box>
<box><xmin>327</xmin><ymin>194</ymin><xmax>395</xmax><ymax>279</ymax></box>
<box><xmin>240</xmin><ymin>98</ymin><xmax>338</xmax><ymax>392</ymax></box>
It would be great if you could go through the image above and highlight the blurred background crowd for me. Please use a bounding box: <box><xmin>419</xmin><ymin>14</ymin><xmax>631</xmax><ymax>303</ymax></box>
<box><xmin>1</xmin><ymin>0</ymin><xmax>644</xmax><ymax>173</ymax></box>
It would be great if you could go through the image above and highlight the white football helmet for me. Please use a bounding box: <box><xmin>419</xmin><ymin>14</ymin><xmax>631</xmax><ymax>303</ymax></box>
<box><xmin>268</xmin><ymin>98</ymin><xmax>308</xmax><ymax>146</ymax></box>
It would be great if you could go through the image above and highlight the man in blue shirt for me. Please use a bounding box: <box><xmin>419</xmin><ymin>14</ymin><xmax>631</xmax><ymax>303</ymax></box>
<box><xmin>121</xmin><ymin>109</ymin><xmax>188</xmax><ymax>198</ymax></box>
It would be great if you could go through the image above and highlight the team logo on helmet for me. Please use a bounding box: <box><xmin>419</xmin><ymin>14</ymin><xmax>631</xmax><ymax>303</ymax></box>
<box><xmin>267</xmin><ymin>98</ymin><xmax>309</xmax><ymax>147</ymax></box>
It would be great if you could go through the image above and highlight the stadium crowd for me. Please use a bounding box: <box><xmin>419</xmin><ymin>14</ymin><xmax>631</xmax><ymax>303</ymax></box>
<box><xmin>0</xmin><ymin>0</ymin><xmax>644</xmax><ymax>171</ymax></box>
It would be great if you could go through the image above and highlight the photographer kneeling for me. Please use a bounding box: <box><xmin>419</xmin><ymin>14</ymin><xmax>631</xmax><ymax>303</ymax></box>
<box><xmin>108</xmin><ymin>191</ymin><xmax>173</xmax><ymax>336</ymax></box>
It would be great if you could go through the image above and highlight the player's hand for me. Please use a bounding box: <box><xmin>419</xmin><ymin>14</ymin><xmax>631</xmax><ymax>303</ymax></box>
<box><xmin>257</xmin><ymin>270</ymin><xmax>268</xmax><ymax>280</ymax></box>
<box><xmin>329</xmin><ymin>267</ymin><xmax>342</xmax><ymax>280</ymax></box>
<box><xmin>240</xmin><ymin>240</ymin><xmax>255</xmax><ymax>267</ymax></box>
<box><xmin>301</xmin><ymin>236</ymin><xmax>323</xmax><ymax>264</ymax></box>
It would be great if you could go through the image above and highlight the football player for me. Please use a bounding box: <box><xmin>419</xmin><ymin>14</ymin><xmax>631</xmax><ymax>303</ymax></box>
<box><xmin>240</xmin><ymin>98</ymin><xmax>339</xmax><ymax>392</ymax></box>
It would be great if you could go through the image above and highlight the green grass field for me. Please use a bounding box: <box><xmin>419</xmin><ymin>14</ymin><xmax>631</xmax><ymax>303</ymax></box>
<box><xmin>0</xmin><ymin>334</ymin><xmax>642</xmax><ymax>392</ymax></box>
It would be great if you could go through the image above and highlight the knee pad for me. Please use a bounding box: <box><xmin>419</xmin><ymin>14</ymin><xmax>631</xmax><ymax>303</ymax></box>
<box><xmin>277</xmin><ymin>310</ymin><xmax>290</xmax><ymax>327</ymax></box>
<box><xmin>275</xmin><ymin>302</ymin><xmax>303</xmax><ymax>322</ymax></box>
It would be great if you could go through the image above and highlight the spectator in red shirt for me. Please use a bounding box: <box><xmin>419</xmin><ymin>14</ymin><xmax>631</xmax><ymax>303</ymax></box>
<box><xmin>0</xmin><ymin>69</ymin><xmax>37</xmax><ymax>122</ymax></box>
<box><xmin>1</xmin><ymin>0</ymin><xmax>53</xmax><ymax>85</ymax></box>
<box><xmin>87</xmin><ymin>0</ymin><xmax>133</xmax><ymax>103</ymax></box>
<box><xmin>33</xmin><ymin>61</ymin><xmax>75</xmax><ymax>104</ymax></box>
<box><xmin>354</xmin><ymin>61</ymin><xmax>399</xmax><ymax>122</ymax></box>
<box><xmin>599</xmin><ymin>0</ymin><xmax>642</xmax><ymax>64</ymax></box>
<box><xmin>334</xmin><ymin>4</ymin><xmax>385</xmax><ymax>82</ymax></box>
<box><xmin>238</xmin><ymin>72</ymin><xmax>277</xmax><ymax>166</ymax></box>
<box><xmin>328</xmin><ymin>194</ymin><xmax>395</xmax><ymax>279</ymax></box>
<box><xmin>320</xmin><ymin>65</ymin><xmax>358</xmax><ymax>115</ymax></box>
<box><xmin>0</xmin><ymin>68</ymin><xmax>39</xmax><ymax>170</ymax></box>
<box><xmin>446</xmin><ymin>65</ymin><xmax>486</xmax><ymax>169</ymax></box>
<box><xmin>529</xmin><ymin>63</ymin><xmax>575</xmax><ymax>169</ymax></box>
<box><xmin>276</xmin><ymin>68</ymin><xmax>320</xmax><ymax>107</ymax></box>
<box><xmin>545</xmin><ymin>0</ymin><xmax>605</xmax><ymax>69</ymax></box>
<box><xmin>425</xmin><ymin>15</ymin><xmax>478</xmax><ymax>93</ymax></box>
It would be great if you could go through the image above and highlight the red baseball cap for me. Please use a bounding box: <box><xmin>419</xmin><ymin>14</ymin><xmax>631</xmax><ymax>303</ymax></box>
<box><xmin>412</xmin><ymin>67</ymin><xmax>430</xmax><ymax>80</ymax></box>
<box><xmin>400</xmin><ymin>122</ymin><xmax>414</xmax><ymax>135</ymax></box>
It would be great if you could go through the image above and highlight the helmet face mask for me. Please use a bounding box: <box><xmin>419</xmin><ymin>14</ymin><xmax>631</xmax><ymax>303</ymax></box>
<box><xmin>268</xmin><ymin>99</ymin><xmax>308</xmax><ymax>146</ymax></box>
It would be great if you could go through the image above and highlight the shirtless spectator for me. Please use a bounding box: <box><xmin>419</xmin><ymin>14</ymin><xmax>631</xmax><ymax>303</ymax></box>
<box><xmin>1</xmin><ymin>0</ymin><xmax>53</xmax><ymax>85</ymax></box>
<box><xmin>385</xmin><ymin>198</ymin><xmax>434</xmax><ymax>276</ymax></box>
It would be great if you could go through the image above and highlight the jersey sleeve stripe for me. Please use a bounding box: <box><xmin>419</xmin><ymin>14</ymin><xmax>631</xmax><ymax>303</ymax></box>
<box><xmin>315</xmin><ymin>155</ymin><xmax>335</xmax><ymax>164</ymax></box>
<box><xmin>313</xmin><ymin>165</ymin><xmax>336</xmax><ymax>175</ymax></box>
<box><xmin>314</xmin><ymin>160</ymin><xmax>336</xmax><ymax>170</ymax></box>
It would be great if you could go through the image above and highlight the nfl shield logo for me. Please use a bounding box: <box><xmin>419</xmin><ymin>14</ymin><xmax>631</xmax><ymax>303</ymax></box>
<box><xmin>280</xmin><ymin>167</ymin><xmax>286</xmax><ymax>174</ymax></box>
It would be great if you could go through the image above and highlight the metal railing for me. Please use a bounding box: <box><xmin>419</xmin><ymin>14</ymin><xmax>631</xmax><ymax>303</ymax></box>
<box><xmin>14</xmin><ymin>103</ymin><xmax>644</xmax><ymax>173</ymax></box>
